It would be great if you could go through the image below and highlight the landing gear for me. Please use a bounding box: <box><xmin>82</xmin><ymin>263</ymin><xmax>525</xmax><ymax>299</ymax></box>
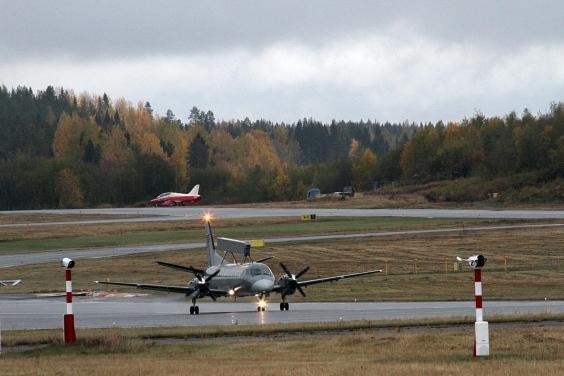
<box><xmin>257</xmin><ymin>306</ymin><xmax>265</xmax><ymax>312</ymax></box>
<box><xmin>280</xmin><ymin>298</ymin><xmax>289</xmax><ymax>311</ymax></box>
<box><xmin>190</xmin><ymin>299</ymin><xmax>199</xmax><ymax>315</ymax></box>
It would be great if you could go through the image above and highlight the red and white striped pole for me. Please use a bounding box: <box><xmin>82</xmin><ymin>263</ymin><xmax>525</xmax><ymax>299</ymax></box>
<box><xmin>62</xmin><ymin>258</ymin><xmax>76</xmax><ymax>343</ymax></box>
<box><xmin>475</xmin><ymin>268</ymin><xmax>483</xmax><ymax>322</ymax></box>
<box><xmin>472</xmin><ymin>256</ymin><xmax>489</xmax><ymax>357</ymax></box>
<box><xmin>458</xmin><ymin>255</ymin><xmax>489</xmax><ymax>357</ymax></box>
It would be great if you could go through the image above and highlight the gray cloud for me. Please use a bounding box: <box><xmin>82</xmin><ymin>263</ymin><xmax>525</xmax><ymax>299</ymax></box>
<box><xmin>4</xmin><ymin>1</ymin><xmax>564</xmax><ymax>60</ymax></box>
<box><xmin>2</xmin><ymin>1</ymin><xmax>564</xmax><ymax>124</ymax></box>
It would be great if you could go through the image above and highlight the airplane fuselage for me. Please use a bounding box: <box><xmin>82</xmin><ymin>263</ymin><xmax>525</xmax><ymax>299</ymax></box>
<box><xmin>151</xmin><ymin>184</ymin><xmax>201</xmax><ymax>206</ymax></box>
<box><xmin>150</xmin><ymin>193</ymin><xmax>201</xmax><ymax>206</ymax></box>
<box><xmin>196</xmin><ymin>263</ymin><xmax>275</xmax><ymax>298</ymax></box>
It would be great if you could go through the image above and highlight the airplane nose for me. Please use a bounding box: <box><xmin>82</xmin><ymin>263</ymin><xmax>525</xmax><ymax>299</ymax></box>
<box><xmin>251</xmin><ymin>279</ymin><xmax>274</xmax><ymax>292</ymax></box>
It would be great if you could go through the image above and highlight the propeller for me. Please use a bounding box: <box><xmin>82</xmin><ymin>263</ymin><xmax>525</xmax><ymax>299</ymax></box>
<box><xmin>187</xmin><ymin>267</ymin><xmax>220</xmax><ymax>299</ymax></box>
<box><xmin>279</xmin><ymin>262</ymin><xmax>310</xmax><ymax>297</ymax></box>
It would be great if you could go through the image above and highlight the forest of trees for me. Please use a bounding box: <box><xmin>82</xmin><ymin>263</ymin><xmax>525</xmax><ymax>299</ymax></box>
<box><xmin>1</xmin><ymin>84</ymin><xmax>564</xmax><ymax>209</ymax></box>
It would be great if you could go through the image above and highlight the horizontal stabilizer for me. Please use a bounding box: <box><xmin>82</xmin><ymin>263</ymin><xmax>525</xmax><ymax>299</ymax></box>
<box><xmin>0</xmin><ymin>279</ymin><xmax>21</xmax><ymax>286</ymax></box>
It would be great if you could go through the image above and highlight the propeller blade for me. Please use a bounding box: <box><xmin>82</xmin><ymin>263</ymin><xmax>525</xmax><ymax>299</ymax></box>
<box><xmin>280</xmin><ymin>262</ymin><xmax>293</xmax><ymax>279</ymax></box>
<box><xmin>254</xmin><ymin>256</ymin><xmax>274</xmax><ymax>263</ymax></box>
<box><xmin>188</xmin><ymin>266</ymin><xmax>206</xmax><ymax>276</ymax></box>
<box><xmin>295</xmin><ymin>266</ymin><xmax>310</xmax><ymax>279</ymax></box>
<box><xmin>296</xmin><ymin>285</ymin><xmax>307</xmax><ymax>297</ymax></box>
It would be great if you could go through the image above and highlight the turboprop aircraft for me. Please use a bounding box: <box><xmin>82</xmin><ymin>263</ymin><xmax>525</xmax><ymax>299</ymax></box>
<box><xmin>150</xmin><ymin>184</ymin><xmax>201</xmax><ymax>206</ymax></box>
<box><xmin>95</xmin><ymin>215</ymin><xmax>382</xmax><ymax>314</ymax></box>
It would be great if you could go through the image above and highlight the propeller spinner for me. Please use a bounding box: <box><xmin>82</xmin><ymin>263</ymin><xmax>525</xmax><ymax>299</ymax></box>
<box><xmin>188</xmin><ymin>267</ymin><xmax>220</xmax><ymax>300</ymax></box>
<box><xmin>279</xmin><ymin>262</ymin><xmax>310</xmax><ymax>297</ymax></box>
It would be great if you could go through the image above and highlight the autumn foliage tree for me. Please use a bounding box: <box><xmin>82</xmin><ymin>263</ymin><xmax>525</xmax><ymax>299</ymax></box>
<box><xmin>7</xmin><ymin>85</ymin><xmax>564</xmax><ymax>208</ymax></box>
<box><xmin>352</xmin><ymin>148</ymin><xmax>378</xmax><ymax>191</ymax></box>
<box><xmin>55</xmin><ymin>168</ymin><xmax>84</xmax><ymax>208</ymax></box>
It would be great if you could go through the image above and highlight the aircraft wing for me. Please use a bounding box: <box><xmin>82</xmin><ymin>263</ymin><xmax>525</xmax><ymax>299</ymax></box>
<box><xmin>297</xmin><ymin>269</ymin><xmax>382</xmax><ymax>287</ymax></box>
<box><xmin>271</xmin><ymin>269</ymin><xmax>382</xmax><ymax>293</ymax></box>
<box><xmin>94</xmin><ymin>280</ymin><xmax>228</xmax><ymax>297</ymax></box>
<box><xmin>153</xmin><ymin>260</ymin><xmax>204</xmax><ymax>274</ymax></box>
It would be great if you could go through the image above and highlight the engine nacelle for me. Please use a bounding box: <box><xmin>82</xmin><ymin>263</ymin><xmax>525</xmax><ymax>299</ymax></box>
<box><xmin>277</xmin><ymin>275</ymin><xmax>296</xmax><ymax>295</ymax></box>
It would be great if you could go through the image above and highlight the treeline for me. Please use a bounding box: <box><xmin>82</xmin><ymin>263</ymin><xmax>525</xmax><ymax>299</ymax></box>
<box><xmin>2</xmin><ymin>85</ymin><xmax>564</xmax><ymax>209</ymax></box>
<box><xmin>0</xmin><ymin>85</ymin><xmax>415</xmax><ymax>209</ymax></box>
<box><xmin>400</xmin><ymin>104</ymin><xmax>564</xmax><ymax>180</ymax></box>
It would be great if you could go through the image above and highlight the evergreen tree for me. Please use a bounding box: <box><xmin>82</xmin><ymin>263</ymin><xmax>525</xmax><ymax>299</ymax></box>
<box><xmin>188</xmin><ymin>133</ymin><xmax>209</xmax><ymax>169</ymax></box>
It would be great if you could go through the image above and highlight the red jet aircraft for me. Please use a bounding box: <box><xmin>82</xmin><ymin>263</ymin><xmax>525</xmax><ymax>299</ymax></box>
<box><xmin>150</xmin><ymin>185</ymin><xmax>201</xmax><ymax>206</ymax></box>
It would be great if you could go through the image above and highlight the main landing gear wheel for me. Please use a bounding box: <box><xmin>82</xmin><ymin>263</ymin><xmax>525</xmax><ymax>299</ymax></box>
<box><xmin>257</xmin><ymin>306</ymin><xmax>265</xmax><ymax>312</ymax></box>
<box><xmin>280</xmin><ymin>302</ymin><xmax>289</xmax><ymax>311</ymax></box>
<box><xmin>190</xmin><ymin>306</ymin><xmax>200</xmax><ymax>314</ymax></box>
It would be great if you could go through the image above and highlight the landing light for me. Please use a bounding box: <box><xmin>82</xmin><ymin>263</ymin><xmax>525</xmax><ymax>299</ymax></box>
<box><xmin>202</xmin><ymin>212</ymin><xmax>213</xmax><ymax>223</ymax></box>
<box><xmin>228</xmin><ymin>289</ymin><xmax>235</xmax><ymax>296</ymax></box>
<box><xmin>258</xmin><ymin>300</ymin><xmax>266</xmax><ymax>308</ymax></box>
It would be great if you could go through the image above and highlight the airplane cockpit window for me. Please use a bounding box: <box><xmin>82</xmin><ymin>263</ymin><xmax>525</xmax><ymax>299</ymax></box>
<box><xmin>250</xmin><ymin>268</ymin><xmax>261</xmax><ymax>276</ymax></box>
<box><xmin>157</xmin><ymin>192</ymin><xmax>172</xmax><ymax>198</ymax></box>
<box><xmin>261</xmin><ymin>266</ymin><xmax>272</xmax><ymax>276</ymax></box>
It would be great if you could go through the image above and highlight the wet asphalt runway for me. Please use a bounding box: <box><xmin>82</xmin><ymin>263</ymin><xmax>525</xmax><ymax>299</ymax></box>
<box><xmin>1</xmin><ymin>294</ymin><xmax>563</xmax><ymax>330</ymax></box>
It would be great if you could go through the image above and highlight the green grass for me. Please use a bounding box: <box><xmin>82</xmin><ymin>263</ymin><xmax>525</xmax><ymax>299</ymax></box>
<box><xmin>0</xmin><ymin>216</ymin><xmax>523</xmax><ymax>254</ymax></box>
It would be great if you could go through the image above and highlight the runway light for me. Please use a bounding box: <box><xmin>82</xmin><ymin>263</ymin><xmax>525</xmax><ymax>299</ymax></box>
<box><xmin>202</xmin><ymin>212</ymin><xmax>213</xmax><ymax>223</ymax></box>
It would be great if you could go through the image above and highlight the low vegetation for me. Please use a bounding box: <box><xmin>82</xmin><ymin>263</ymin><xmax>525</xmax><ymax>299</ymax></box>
<box><xmin>2</xmin><ymin>322</ymin><xmax>564</xmax><ymax>375</ymax></box>
<box><xmin>1</xmin><ymin>212</ymin><xmax>564</xmax><ymax>374</ymax></box>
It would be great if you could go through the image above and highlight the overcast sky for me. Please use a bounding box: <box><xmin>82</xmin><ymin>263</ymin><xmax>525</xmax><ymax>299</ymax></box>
<box><xmin>2</xmin><ymin>1</ymin><xmax>564</xmax><ymax>125</ymax></box>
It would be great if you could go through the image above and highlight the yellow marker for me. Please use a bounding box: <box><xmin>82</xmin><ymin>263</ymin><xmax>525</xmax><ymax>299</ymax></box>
<box><xmin>246</xmin><ymin>239</ymin><xmax>265</xmax><ymax>247</ymax></box>
<box><xmin>444</xmin><ymin>257</ymin><xmax>448</xmax><ymax>273</ymax></box>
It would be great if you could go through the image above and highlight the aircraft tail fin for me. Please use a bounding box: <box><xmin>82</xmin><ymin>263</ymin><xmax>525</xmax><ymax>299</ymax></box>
<box><xmin>188</xmin><ymin>184</ymin><xmax>200</xmax><ymax>196</ymax></box>
<box><xmin>205</xmin><ymin>219</ymin><xmax>225</xmax><ymax>267</ymax></box>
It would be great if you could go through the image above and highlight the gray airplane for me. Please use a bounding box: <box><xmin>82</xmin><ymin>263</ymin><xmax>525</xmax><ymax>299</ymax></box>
<box><xmin>95</xmin><ymin>216</ymin><xmax>382</xmax><ymax>314</ymax></box>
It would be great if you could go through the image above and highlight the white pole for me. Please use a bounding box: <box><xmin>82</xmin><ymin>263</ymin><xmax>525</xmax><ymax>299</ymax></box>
<box><xmin>474</xmin><ymin>268</ymin><xmax>489</xmax><ymax>357</ymax></box>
